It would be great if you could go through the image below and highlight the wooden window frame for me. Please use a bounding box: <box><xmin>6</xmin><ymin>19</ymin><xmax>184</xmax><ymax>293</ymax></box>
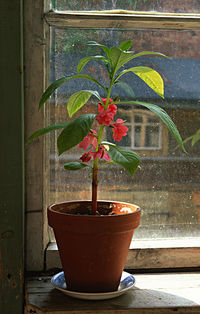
<box><xmin>25</xmin><ymin>3</ymin><xmax>200</xmax><ymax>271</ymax></box>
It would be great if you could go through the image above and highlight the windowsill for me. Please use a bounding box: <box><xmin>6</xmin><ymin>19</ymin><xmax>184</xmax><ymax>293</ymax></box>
<box><xmin>46</xmin><ymin>240</ymin><xmax>200</xmax><ymax>270</ymax></box>
<box><xmin>25</xmin><ymin>272</ymin><xmax>200</xmax><ymax>314</ymax></box>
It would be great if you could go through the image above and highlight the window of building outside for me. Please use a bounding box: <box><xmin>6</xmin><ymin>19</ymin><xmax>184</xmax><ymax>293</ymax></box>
<box><xmin>45</xmin><ymin>0</ymin><xmax>200</xmax><ymax>264</ymax></box>
<box><xmin>106</xmin><ymin>108</ymin><xmax>162</xmax><ymax>150</ymax></box>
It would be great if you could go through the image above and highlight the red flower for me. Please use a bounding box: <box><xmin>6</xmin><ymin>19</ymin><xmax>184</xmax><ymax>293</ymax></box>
<box><xmin>98</xmin><ymin>103</ymin><xmax>105</xmax><ymax>113</ymax></box>
<box><xmin>96</xmin><ymin>98</ymin><xmax>117</xmax><ymax>126</ymax></box>
<box><xmin>80</xmin><ymin>151</ymin><xmax>92</xmax><ymax>162</ymax></box>
<box><xmin>101</xmin><ymin>98</ymin><xmax>114</xmax><ymax>106</ymax></box>
<box><xmin>107</xmin><ymin>103</ymin><xmax>117</xmax><ymax>115</ymax></box>
<box><xmin>91</xmin><ymin>145</ymin><xmax>111</xmax><ymax>161</ymax></box>
<box><xmin>112</xmin><ymin>119</ymin><xmax>128</xmax><ymax>141</ymax></box>
<box><xmin>96</xmin><ymin>109</ymin><xmax>114</xmax><ymax>126</ymax></box>
<box><xmin>78</xmin><ymin>129</ymin><xmax>97</xmax><ymax>151</ymax></box>
<box><xmin>98</xmin><ymin>98</ymin><xmax>116</xmax><ymax>110</ymax></box>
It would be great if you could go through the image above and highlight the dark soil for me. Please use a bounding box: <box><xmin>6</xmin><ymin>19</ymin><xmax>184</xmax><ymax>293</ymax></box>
<box><xmin>57</xmin><ymin>202</ymin><xmax>116</xmax><ymax>216</ymax></box>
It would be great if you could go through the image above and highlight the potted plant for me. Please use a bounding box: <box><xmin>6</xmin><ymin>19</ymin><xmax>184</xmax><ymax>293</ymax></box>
<box><xmin>28</xmin><ymin>40</ymin><xmax>185</xmax><ymax>293</ymax></box>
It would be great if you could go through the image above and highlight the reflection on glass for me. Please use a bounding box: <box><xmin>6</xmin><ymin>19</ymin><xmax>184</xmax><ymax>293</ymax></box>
<box><xmin>52</xmin><ymin>0</ymin><xmax>200</xmax><ymax>13</ymax></box>
<box><xmin>49</xmin><ymin>27</ymin><xmax>200</xmax><ymax>240</ymax></box>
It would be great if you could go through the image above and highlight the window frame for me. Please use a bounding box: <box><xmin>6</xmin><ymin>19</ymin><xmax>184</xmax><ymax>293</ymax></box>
<box><xmin>25</xmin><ymin>3</ymin><xmax>200</xmax><ymax>271</ymax></box>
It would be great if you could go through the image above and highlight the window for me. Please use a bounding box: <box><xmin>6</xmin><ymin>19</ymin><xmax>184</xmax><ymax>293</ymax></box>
<box><xmin>25</xmin><ymin>0</ymin><xmax>200</xmax><ymax>271</ymax></box>
<box><xmin>106</xmin><ymin>107</ymin><xmax>162</xmax><ymax>150</ymax></box>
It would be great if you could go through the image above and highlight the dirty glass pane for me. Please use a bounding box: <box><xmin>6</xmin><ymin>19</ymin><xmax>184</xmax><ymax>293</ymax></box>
<box><xmin>49</xmin><ymin>27</ymin><xmax>200</xmax><ymax>240</ymax></box>
<box><xmin>52</xmin><ymin>0</ymin><xmax>200</xmax><ymax>13</ymax></box>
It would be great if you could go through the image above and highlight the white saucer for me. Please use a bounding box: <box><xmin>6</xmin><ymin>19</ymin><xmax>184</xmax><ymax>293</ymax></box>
<box><xmin>51</xmin><ymin>271</ymin><xmax>135</xmax><ymax>300</ymax></box>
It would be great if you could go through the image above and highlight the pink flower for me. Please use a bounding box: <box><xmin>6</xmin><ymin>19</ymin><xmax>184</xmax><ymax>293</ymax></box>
<box><xmin>78</xmin><ymin>129</ymin><xmax>97</xmax><ymax>151</ymax></box>
<box><xmin>96</xmin><ymin>98</ymin><xmax>117</xmax><ymax>126</ymax></box>
<box><xmin>80</xmin><ymin>151</ymin><xmax>92</xmax><ymax>162</ymax></box>
<box><xmin>91</xmin><ymin>145</ymin><xmax>111</xmax><ymax>161</ymax></box>
<box><xmin>112</xmin><ymin>119</ymin><xmax>128</xmax><ymax>141</ymax></box>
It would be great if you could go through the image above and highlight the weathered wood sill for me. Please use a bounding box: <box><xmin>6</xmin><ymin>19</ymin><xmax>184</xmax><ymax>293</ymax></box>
<box><xmin>25</xmin><ymin>272</ymin><xmax>200</xmax><ymax>314</ymax></box>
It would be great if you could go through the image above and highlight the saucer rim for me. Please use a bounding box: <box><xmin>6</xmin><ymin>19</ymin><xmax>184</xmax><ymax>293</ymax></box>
<box><xmin>51</xmin><ymin>270</ymin><xmax>135</xmax><ymax>300</ymax></box>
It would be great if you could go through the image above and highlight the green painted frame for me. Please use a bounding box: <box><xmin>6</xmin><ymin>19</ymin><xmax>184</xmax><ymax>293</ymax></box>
<box><xmin>0</xmin><ymin>0</ymin><xmax>24</xmax><ymax>313</ymax></box>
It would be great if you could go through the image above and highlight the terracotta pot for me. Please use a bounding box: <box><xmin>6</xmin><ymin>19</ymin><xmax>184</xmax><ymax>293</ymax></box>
<box><xmin>192</xmin><ymin>192</ymin><xmax>200</xmax><ymax>223</ymax></box>
<box><xmin>48</xmin><ymin>200</ymin><xmax>141</xmax><ymax>293</ymax></box>
<box><xmin>192</xmin><ymin>192</ymin><xmax>200</xmax><ymax>206</ymax></box>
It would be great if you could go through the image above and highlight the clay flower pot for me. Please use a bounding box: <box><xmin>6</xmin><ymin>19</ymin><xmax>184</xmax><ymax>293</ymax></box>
<box><xmin>192</xmin><ymin>192</ymin><xmax>200</xmax><ymax>223</ymax></box>
<box><xmin>192</xmin><ymin>192</ymin><xmax>200</xmax><ymax>206</ymax></box>
<box><xmin>48</xmin><ymin>200</ymin><xmax>141</xmax><ymax>293</ymax></box>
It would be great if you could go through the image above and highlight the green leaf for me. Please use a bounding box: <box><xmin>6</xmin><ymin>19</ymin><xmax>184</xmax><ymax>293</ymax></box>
<box><xmin>103</xmin><ymin>142</ymin><xmax>140</xmax><ymax>177</ymax></box>
<box><xmin>182</xmin><ymin>135</ymin><xmax>193</xmax><ymax>145</ymax></box>
<box><xmin>116</xmin><ymin>66</ymin><xmax>164</xmax><ymax>98</ymax></box>
<box><xmin>64</xmin><ymin>162</ymin><xmax>88</xmax><ymax>170</ymax></box>
<box><xmin>136</xmin><ymin>101</ymin><xmax>186</xmax><ymax>152</ymax></box>
<box><xmin>26</xmin><ymin>123</ymin><xmax>68</xmax><ymax>144</ymax></box>
<box><xmin>77</xmin><ymin>55</ymin><xmax>108</xmax><ymax>73</ymax></box>
<box><xmin>67</xmin><ymin>90</ymin><xmax>101</xmax><ymax>117</ymax></box>
<box><xmin>191</xmin><ymin>129</ymin><xmax>200</xmax><ymax>146</ymax></box>
<box><xmin>57</xmin><ymin>114</ymin><xmax>96</xmax><ymax>155</ymax></box>
<box><xmin>115</xmin><ymin>80</ymin><xmax>135</xmax><ymax>98</ymax></box>
<box><xmin>116</xmin><ymin>101</ymin><xmax>186</xmax><ymax>152</ymax></box>
<box><xmin>119</xmin><ymin>40</ymin><xmax>132</xmax><ymax>51</ymax></box>
<box><xmin>109</xmin><ymin>47</ymin><xmax>135</xmax><ymax>76</ymax></box>
<box><xmin>39</xmin><ymin>74</ymin><xmax>106</xmax><ymax>110</ymax></box>
<box><xmin>131</xmin><ymin>51</ymin><xmax>170</xmax><ymax>60</ymax></box>
<box><xmin>87</xmin><ymin>41</ymin><xmax>110</xmax><ymax>59</ymax></box>
<box><xmin>183</xmin><ymin>129</ymin><xmax>200</xmax><ymax>147</ymax></box>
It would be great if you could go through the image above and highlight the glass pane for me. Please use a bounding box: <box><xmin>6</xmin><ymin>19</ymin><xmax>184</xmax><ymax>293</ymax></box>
<box><xmin>145</xmin><ymin>125</ymin><xmax>160</xmax><ymax>147</ymax></box>
<box><xmin>49</xmin><ymin>27</ymin><xmax>200</xmax><ymax>241</ymax></box>
<box><xmin>147</xmin><ymin>116</ymin><xmax>159</xmax><ymax>123</ymax></box>
<box><xmin>134</xmin><ymin>125</ymin><xmax>142</xmax><ymax>147</ymax></box>
<box><xmin>52</xmin><ymin>0</ymin><xmax>200</xmax><ymax>13</ymax></box>
<box><xmin>134</xmin><ymin>114</ymin><xmax>143</xmax><ymax>123</ymax></box>
<box><xmin>116</xmin><ymin>108</ymin><xmax>132</xmax><ymax>123</ymax></box>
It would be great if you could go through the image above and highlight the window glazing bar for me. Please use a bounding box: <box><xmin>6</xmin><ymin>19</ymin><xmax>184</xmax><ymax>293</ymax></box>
<box><xmin>45</xmin><ymin>10</ymin><xmax>200</xmax><ymax>30</ymax></box>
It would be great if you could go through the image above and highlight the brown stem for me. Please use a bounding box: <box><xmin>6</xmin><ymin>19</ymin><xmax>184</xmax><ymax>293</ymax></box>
<box><xmin>92</xmin><ymin>164</ymin><xmax>98</xmax><ymax>215</ymax></box>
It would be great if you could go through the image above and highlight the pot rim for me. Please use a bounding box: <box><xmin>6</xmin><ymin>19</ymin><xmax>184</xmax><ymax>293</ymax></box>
<box><xmin>48</xmin><ymin>200</ymin><xmax>141</xmax><ymax>218</ymax></box>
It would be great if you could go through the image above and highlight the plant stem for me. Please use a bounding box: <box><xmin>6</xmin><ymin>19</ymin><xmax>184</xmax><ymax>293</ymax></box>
<box><xmin>91</xmin><ymin>125</ymin><xmax>104</xmax><ymax>215</ymax></box>
<box><xmin>91</xmin><ymin>81</ymin><xmax>114</xmax><ymax>215</ymax></box>
<box><xmin>92</xmin><ymin>159</ymin><xmax>98</xmax><ymax>215</ymax></box>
